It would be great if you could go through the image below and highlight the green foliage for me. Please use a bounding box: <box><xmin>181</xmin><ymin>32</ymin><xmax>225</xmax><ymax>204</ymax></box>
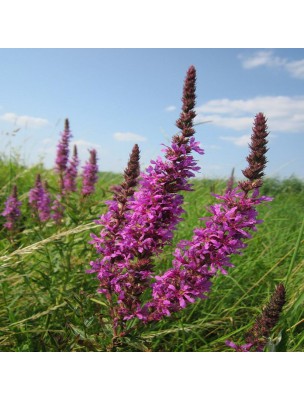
<box><xmin>0</xmin><ymin>159</ymin><xmax>303</xmax><ymax>351</ymax></box>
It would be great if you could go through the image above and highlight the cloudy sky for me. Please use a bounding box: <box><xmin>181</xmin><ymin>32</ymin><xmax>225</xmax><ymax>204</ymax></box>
<box><xmin>0</xmin><ymin>48</ymin><xmax>303</xmax><ymax>179</ymax></box>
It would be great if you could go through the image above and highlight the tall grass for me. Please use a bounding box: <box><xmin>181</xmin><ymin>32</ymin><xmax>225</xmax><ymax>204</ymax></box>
<box><xmin>0</xmin><ymin>156</ymin><xmax>303</xmax><ymax>351</ymax></box>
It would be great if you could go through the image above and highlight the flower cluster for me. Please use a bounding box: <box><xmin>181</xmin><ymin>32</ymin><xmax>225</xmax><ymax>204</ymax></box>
<box><xmin>81</xmin><ymin>149</ymin><xmax>99</xmax><ymax>196</ymax></box>
<box><xmin>1</xmin><ymin>185</ymin><xmax>22</xmax><ymax>231</ymax></box>
<box><xmin>29</xmin><ymin>174</ymin><xmax>51</xmax><ymax>222</ymax></box>
<box><xmin>139</xmin><ymin>188</ymin><xmax>272</xmax><ymax>321</ymax></box>
<box><xmin>1</xmin><ymin>118</ymin><xmax>100</xmax><ymax>232</ymax></box>
<box><xmin>55</xmin><ymin>119</ymin><xmax>72</xmax><ymax>190</ymax></box>
<box><xmin>89</xmin><ymin>66</ymin><xmax>205</xmax><ymax>323</ymax></box>
<box><xmin>89</xmin><ymin>66</ymin><xmax>272</xmax><ymax>332</ymax></box>
<box><xmin>239</xmin><ymin>112</ymin><xmax>269</xmax><ymax>193</ymax></box>
<box><xmin>64</xmin><ymin>144</ymin><xmax>79</xmax><ymax>193</ymax></box>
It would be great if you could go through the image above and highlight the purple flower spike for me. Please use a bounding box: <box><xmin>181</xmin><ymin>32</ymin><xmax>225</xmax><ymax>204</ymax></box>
<box><xmin>244</xmin><ymin>283</ymin><xmax>286</xmax><ymax>351</ymax></box>
<box><xmin>55</xmin><ymin>118</ymin><xmax>72</xmax><ymax>190</ymax></box>
<box><xmin>81</xmin><ymin>149</ymin><xmax>99</xmax><ymax>196</ymax></box>
<box><xmin>29</xmin><ymin>174</ymin><xmax>51</xmax><ymax>222</ymax></box>
<box><xmin>226</xmin><ymin>284</ymin><xmax>286</xmax><ymax>352</ymax></box>
<box><xmin>140</xmin><ymin>110</ymin><xmax>272</xmax><ymax>322</ymax></box>
<box><xmin>139</xmin><ymin>188</ymin><xmax>272</xmax><ymax>322</ymax></box>
<box><xmin>176</xmin><ymin>65</ymin><xmax>197</xmax><ymax>138</ymax></box>
<box><xmin>88</xmin><ymin>144</ymin><xmax>141</xmax><ymax>295</ymax></box>
<box><xmin>64</xmin><ymin>144</ymin><xmax>79</xmax><ymax>193</ymax></box>
<box><xmin>51</xmin><ymin>195</ymin><xmax>65</xmax><ymax>224</ymax></box>
<box><xmin>2</xmin><ymin>185</ymin><xmax>22</xmax><ymax>231</ymax></box>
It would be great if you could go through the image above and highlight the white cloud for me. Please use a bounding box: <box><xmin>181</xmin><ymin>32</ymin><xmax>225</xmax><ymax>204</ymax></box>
<box><xmin>0</xmin><ymin>112</ymin><xmax>49</xmax><ymax>128</ymax></box>
<box><xmin>72</xmin><ymin>139</ymin><xmax>101</xmax><ymax>150</ymax></box>
<box><xmin>196</xmin><ymin>96</ymin><xmax>304</xmax><ymax>133</ymax></box>
<box><xmin>285</xmin><ymin>59</ymin><xmax>304</xmax><ymax>79</ymax></box>
<box><xmin>199</xmin><ymin>114</ymin><xmax>253</xmax><ymax>131</ymax></box>
<box><xmin>113</xmin><ymin>132</ymin><xmax>147</xmax><ymax>142</ymax></box>
<box><xmin>165</xmin><ymin>105</ymin><xmax>176</xmax><ymax>112</ymax></box>
<box><xmin>239</xmin><ymin>50</ymin><xmax>304</xmax><ymax>79</ymax></box>
<box><xmin>239</xmin><ymin>50</ymin><xmax>286</xmax><ymax>69</ymax></box>
<box><xmin>220</xmin><ymin>134</ymin><xmax>251</xmax><ymax>147</ymax></box>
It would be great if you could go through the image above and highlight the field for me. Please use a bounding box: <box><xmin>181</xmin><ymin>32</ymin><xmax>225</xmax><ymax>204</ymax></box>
<box><xmin>0</xmin><ymin>154</ymin><xmax>303</xmax><ymax>352</ymax></box>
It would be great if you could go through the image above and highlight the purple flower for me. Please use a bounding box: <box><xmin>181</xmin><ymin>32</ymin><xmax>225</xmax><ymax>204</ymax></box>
<box><xmin>225</xmin><ymin>340</ymin><xmax>253</xmax><ymax>352</ymax></box>
<box><xmin>64</xmin><ymin>144</ymin><xmax>79</xmax><ymax>193</ymax></box>
<box><xmin>90</xmin><ymin>66</ymin><xmax>202</xmax><ymax>322</ymax></box>
<box><xmin>118</xmin><ymin>138</ymin><xmax>203</xmax><ymax>260</ymax></box>
<box><xmin>2</xmin><ymin>185</ymin><xmax>22</xmax><ymax>231</ymax></box>
<box><xmin>29</xmin><ymin>174</ymin><xmax>51</xmax><ymax>222</ymax></box>
<box><xmin>176</xmin><ymin>64</ymin><xmax>197</xmax><ymax>138</ymax></box>
<box><xmin>81</xmin><ymin>149</ymin><xmax>99</xmax><ymax>196</ymax></box>
<box><xmin>55</xmin><ymin>119</ymin><xmax>72</xmax><ymax>190</ymax></box>
<box><xmin>88</xmin><ymin>145</ymin><xmax>141</xmax><ymax>329</ymax></box>
<box><xmin>51</xmin><ymin>195</ymin><xmax>65</xmax><ymax>224</ymax></box>
<box><xmin>96</xmin><ymin>136</ymin><xmax>203</xmax><ymax>321</ymax></box>
<box><xmin>138</xmin><ymin>188</ymin><xmax>272</xmax><ymax>321</ymax></box>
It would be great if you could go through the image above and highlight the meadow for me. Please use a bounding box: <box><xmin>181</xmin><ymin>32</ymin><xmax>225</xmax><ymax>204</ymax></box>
<box><xmin>0</xmin><ymin>66</ymin><xmax>303</xmax><ymax>352</ymax></box>
<box><xmin>0</xmin><ymin>153</ymin><xmax>303</xmax><ymax>351</ymax></box>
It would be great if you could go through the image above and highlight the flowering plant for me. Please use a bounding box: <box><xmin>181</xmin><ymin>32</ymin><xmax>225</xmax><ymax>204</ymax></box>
<box><xmin>89</xmin><ymin>66</ymin><xmax>276</xmax><ymax>343</ymax></box>
<box><xmin>29</xmin><ymin>174</ymin><xmax>51</xmax><ymax>222</ymax></box>
<box><xmin>81</xmin><ymin>148</ymin><xmax>99</xmax><ymax>197</ymax></box>
<box><xmin>1</xmin><ymin>184</ymin><xmax>22</xmax><ymax>232</ymax></box>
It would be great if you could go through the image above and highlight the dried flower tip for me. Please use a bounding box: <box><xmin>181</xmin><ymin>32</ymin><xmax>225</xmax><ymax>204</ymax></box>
<box><xmin>64</xmin><ymin>118</ymin><xmax>70</xmax><ymax>131</ymax></box>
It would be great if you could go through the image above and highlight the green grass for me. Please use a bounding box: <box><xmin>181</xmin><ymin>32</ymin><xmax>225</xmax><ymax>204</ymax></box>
<box><xmin>0</xmin><ymin>158</ymin><xmax>303</xmax><ymax>351</ymax></box>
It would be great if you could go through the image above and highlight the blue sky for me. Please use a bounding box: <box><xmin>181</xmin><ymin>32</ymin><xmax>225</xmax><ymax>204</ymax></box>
<box><xmin>0</xmin><ymin>48</ymin><xmax>303</xmax><ymax>179</ymax></box>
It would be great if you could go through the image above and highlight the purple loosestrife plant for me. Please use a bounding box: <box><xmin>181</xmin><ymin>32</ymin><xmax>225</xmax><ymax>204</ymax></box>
<box><xmin>2</xmin><ymin>185</ymin><xmax>22</xmax><ymax>231</ymax></box>
<box><xmin>226</xmin><ymin>284</ymin><xmax>286</xmax><ymax>352</ymax></box>
<box><xmin>81</xmin><ymin>149</ymin><xmax>99</xmax><ymax>196</ymax></box>
<box><xmin>29</xmin><ymin>174</ymin><xmax>51</xmax><ymax>222</ymax></box>
<box><xmin>138</xmin><ymin>112</ymin><xmax>271</xmax><ymax>321</ymax></box>
<box><xmin>89</xmin><ymin>144</ymin><xmax>141</xmax><ymax>328</ymax></box>
<box><xmin>90</xmin><ymin>66</ymin><xmax>203</xmax><ymax>326</ymax></box>
<box><xmin>64</xmin><ymin>144</ymin><xmax>79</xmax><ymax>193</ymax></box>
<box><xmin>140</xmin><ymin>187</ymin><xmax>271</xmax><ymax>321</ymax></box>
<box><xmin>55</xmin><ymin>118</ymin><xmax>72</xmax><ymax>191</ymax></box>
<box><xmin>89</xmin><ymin>67</ymin><xmax>272</xmax><ymax>336</ymax></box>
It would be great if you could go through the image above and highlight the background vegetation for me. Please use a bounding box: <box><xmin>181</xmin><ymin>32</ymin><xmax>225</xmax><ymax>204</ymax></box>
<box><xmin>0</xmin><ymin>154</ymin><xmax>303</xmax><ymax>351</ymax></box>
